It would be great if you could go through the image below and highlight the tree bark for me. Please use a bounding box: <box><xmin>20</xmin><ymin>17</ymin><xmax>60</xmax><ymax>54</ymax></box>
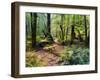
<box><xmin>30</xmin><ymin>13</ymin><xmax>37</xmax><ymax>48</ymax></box>
<box><xmin>60</xmin><ymin>14</ymin><xmax>64</xmax><ymax>41</ymax></box>
<box><xmin>47</xmin><ymin>13</ymin><xmax>54</xmax><ymax>42</ymax></box>
<box><xmin>84</xmin><ymin>15</ymin><xmax>87</xmax><ymax>45</ymax></box>
<box><xmin>66</xmin><ymin>27</ymin><xmax>68</xmax><ymax>41</ymax></box>
<box><xmin>70</xmin><ymin>15</ymin><xmax>75</xmax><ymax>44</ymax></box>
<box><xmin>71</xmin><ymin>25</ymin><xmax>75</xmax><ymax>44</ymax></box>
<box><xmin>47</xmin><ymin>13</ymin><xmax>51</xmax><ymax>33</ymax></box>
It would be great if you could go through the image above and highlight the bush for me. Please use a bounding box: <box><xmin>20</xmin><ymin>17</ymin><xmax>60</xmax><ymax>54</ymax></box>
<box><xmin>59</xmin><ymin>45</ymin><xmax>89</xmax><ymax>65</ymax></box>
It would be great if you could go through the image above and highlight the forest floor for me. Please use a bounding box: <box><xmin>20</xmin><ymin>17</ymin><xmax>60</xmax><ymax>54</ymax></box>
<box><xmin>26</xmin><ymin>43</ymin><xmax>65</xmax><ymax>66</ymax></box>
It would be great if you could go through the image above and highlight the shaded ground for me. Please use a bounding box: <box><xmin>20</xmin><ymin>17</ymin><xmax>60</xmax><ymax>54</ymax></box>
<box><xmin>26</xmin><ymin>43</ymin><xmax>65</xmax><ymax>66</ymax></box>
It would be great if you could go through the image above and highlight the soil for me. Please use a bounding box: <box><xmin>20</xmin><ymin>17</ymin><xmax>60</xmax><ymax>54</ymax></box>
<box><xmin>26</xmin><ymin>43</ymin><xmax>65</xmax><ymax>66</ymax></box>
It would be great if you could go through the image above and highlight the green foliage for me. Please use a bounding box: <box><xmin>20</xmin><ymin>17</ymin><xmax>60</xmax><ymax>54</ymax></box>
<box><xmin>59</xmin><ymin>46</ymin><xmax>89</xmax><ymax>65</ymax></box>
<box><xmin>25</xmin><ymin>12</ymin><xmax>90</xmax><ymax>66</ymax></box>
<box><xmin>36</xmin><ymin>36</ymin><xmax>43</xmax><ymax>42</ymax></box>
<box><xmin>37</xmin><ymin>13</ymin><xmax>47</xmax><ymax>36</ymax></box>
<box><xmin>26</xmin><ymin>53</ymin><xmax>43</xmax><ymax>67</ymax></box>
<box><xmin>26</xmin><ymin>36</ymin><xmax>35</xmax><ymax>51</ymax></box>
<box><xmin>26</xmin><ymin>12</ymin><xmax>90</xmax><ymax>44</ymax></box>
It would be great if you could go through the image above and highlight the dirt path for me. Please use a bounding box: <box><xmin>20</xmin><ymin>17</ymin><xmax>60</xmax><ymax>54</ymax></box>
<box><xmin>26</xmin><ymin>43</ymin><xmax>65</xmax><ymax>66</ymax></box>
<box><xmin>36</xmin><ymin>43</ymin><xmax>65</xmax><ymax>66</ymax></box>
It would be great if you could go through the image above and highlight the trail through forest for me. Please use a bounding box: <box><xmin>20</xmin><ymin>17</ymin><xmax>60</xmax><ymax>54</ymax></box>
<box><xmin>26</xmin><ymin>43</ymin><xmax>65</xmax><ymax>66</ymax></box>
<box><xmin>26</xmin><ymin>12</ymin><xmax>90</xmax><ymax>67</ymax></box>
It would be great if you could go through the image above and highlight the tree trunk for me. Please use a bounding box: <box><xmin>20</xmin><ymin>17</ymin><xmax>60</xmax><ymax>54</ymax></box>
<box><xmin>71</xmin><ymin>25</ymin><xmax>75</xmax><ymax>44</ymax></box>
<box><xmin>84</xmin><ymin>15</ymin><xmax>87</xmax><ymax>45</ymax></box>
<box><xmin>66</xmin><ymin>15</ymin><xmax>70</xmax><ymax>42</ymax></box>
<box><xmin>47</xmin><ymin>13</ymin><xmax>54</xmax><ymax>42</ymax></box>
<box><xmin>30</xmin><ymin>13</ymin><xmax>37</xmax><ymax>48</ymax></box>
<box><xmin>66</xmin><ymin>27</ymin><xmax>68</xmax><ymax>41</ymax></box>
<box><xmin>47</xmin><ymin>13</ymin><xmax>51</xmax><ymax>33</ymax></box>
<box><xmin>60</xmin><ymin>14</ymin><xmax>64</xmax><ymax>41</ymax></box>
<box><xmin>60</xmin><ymin>25</ymin><xmax>64</xmax><ymax>41</ymax></box>
<box><xmin>77</xmin><ymin>30</ymin><xmax>83</xmax><ymax>42</ymax></box>
<box><xmin>70</xmin><ymin>15</ymin><xmax>75</xmax><ymax>44</ymax></box>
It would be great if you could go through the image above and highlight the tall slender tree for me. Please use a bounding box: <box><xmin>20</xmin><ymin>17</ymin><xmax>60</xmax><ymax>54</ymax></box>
<box><xmin>66</xmin><ymin>15</ymin><xmax>70</xmax><ymax>41</ymax></box>
<box><xmin>84</xmin><ymin>15</ymin><xmax>88</xmax><ymax>45</ymax></box>
<box><xmin>30</xmin><ymin>13</ymin><xmax>37</xmax><ymax>48</ymax></box>
<box><xmin>70</xmin><ymin>15</ymin><xmax>75</xmax><ymax>44</ymax></box>
<box><xmin>60</xmin><ymin>14</ymin><xmax>64</xmax><ymax>41</ymax></box>
<box><xmin>46</xmin><ymin>13</ymin><xmax>54</xmax><ymax>42</ymax></box>
<box><xmin>47</xmin><ymin>13</ymin><xmax>51</xmax><ymax>33</ymax></box>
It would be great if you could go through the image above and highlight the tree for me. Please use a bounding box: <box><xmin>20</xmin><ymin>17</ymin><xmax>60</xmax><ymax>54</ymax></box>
<box><xmin>47</xmin><ymin>13</ymin><xmax>51</xmax><ymax>33</ymax></box>
<box><xmin>70</xmin><ymin>15</ymin><xmax>75</xmax><ymax>44</ymax></box>
<box><xmin>60</xmin><ymin>14</ymin><xmax>64</xmax><ymax>41</ymax></box>
<box><xmin>30</xmin><ymin>13</ymin><xmax>37</xmax><ymax>48</ymax></box>
<box><xmin>46</xmin><ymin>13</ymin><xmax>54</xmax><ymax>42</ymax></box>
<box><xmin>76</xmin><ymin>15</ymin><xmax>83</xmax><ymax>42</ymax></box>
<box><xmin>84</xmin><ymin>15</ymin><xmax>88</xmax><ymax>45</ymax></box>
<box><xmin>26</xmin><ymin>13</ymin><xmax>31</xmax><ymax>38</ymax></box>
<box><xmin>65</xmin><ymin>15</ymin><xmax>70</xmax><ymax>42</ymax></box>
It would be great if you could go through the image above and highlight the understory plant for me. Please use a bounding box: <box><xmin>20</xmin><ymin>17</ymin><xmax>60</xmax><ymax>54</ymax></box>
<box><xmin>26</xmin><ymin>52</ymin><xmax>43</xmax><ymax>67</ymax></box>
<box><xmin>59</xmin><ymin>45</ymin><xmax>89</xmax><ymax>65</ymax></box>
